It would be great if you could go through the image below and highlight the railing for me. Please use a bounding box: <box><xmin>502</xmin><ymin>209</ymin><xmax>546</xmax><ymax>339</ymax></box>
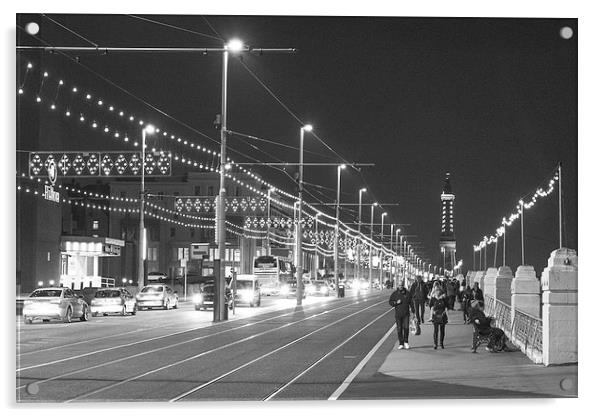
<box><xmin>511</xmin><ymin>309</ymin><xmax>543</xmax><ymax>361</ymax></box>
<box><xmin>483</xmin><ymin>295</ymin><xmax>543</xmax><ymax>363</ymax></box>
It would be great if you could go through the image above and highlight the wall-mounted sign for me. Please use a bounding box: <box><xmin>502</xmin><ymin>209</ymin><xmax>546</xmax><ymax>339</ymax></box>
<box><xmin>44</xmin><ymin>185</ymin><xmax>60</xmax><ymax>203</ymax></box>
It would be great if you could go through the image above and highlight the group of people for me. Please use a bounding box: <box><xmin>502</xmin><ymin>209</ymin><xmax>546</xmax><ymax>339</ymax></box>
<box><xmin>388</xmin><ymin>275</ymin><xmax>507</xmax><ymax>352</ymax></box>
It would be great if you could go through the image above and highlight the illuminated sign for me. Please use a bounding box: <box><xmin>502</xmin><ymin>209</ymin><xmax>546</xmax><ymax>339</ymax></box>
<box><xmin>44</xmin><ymin>185</ymin><xmax>60</xmax><ymax>203</ymax></box>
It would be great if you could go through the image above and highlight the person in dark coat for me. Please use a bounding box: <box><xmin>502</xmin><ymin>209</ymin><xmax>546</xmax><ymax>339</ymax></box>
<box><xmin>473</xmin><ymin>282</ymin><xmax>484</xmax><ymax>308</ymax></box>
<box><xmin>389</xmin><ymin>283</ymin><xmax>414</xmax><ymax>350</ymax></box>
<box><xmin>445</xmin><ymin>279</ymin><xmax>456</xmax><ymax>310</ymax></box>
<box><xmin>429</xmin><ymin>286</ymin><xmax>449</xmax><ymax>349</ymax></box>
<box><xmin>469</xmin><ymin>301</ymin><xmax>508</xmax><ymax>352</ymax></box>
<box><xmin>409</xmin><ymin>275</ymin><xmax>428</xmax><ymax>324</ymax></box>
<box><xmin>461</xmin><ymin>285</ymin><xmax>474</xmax><ymax>323</ymax></box>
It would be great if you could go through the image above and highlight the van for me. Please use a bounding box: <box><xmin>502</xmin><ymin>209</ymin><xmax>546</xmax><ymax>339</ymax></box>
<box><xmin>232</xmin><ymin>274</ymin><xmax>261</xmax><ymax>307</ymax></box>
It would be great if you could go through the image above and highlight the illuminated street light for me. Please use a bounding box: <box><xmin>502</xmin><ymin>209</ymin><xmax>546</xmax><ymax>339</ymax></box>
<box><xmin>355</xmin><ymin>188</ymin><xmax>367</xmax><ymax>282</ymax></box>
<box><xmin>226</xmin><ymin>38</ymin><xmax>244</xmax><ymax>52</ymax></box>
<box><xmin>334</xmin><ymin>164</ymin><xmax>346</xmax><ymax>295</ymax></box>
<box><xmin>138</xmin><ymin>124</ymin><xmax>155</xmax><ymax>292</ymax></box>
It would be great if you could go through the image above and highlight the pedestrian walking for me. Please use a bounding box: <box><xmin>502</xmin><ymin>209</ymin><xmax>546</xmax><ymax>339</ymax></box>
<box><xmin>388</xmin><ymin>283</ymin><xmax>414</xmax><ymax>350</ymax></box>
<box><xmin>446</xmin><ymin>279</ymin><xmax>456</xmax><ymax>310</ymax></box>
<box><xmin>409</xmin><ymin>275</ymin><xmax>428</xmax><ymax>324</ymax></box>
<box><xmin>429</xmin><ymin>286</ymin><xmax>449</xmax><ymax>349</ymax></box>
<box><xmin>461</xmin><ymin>285</ymin><xmax>474</xmax><ymax>323</ymax></box>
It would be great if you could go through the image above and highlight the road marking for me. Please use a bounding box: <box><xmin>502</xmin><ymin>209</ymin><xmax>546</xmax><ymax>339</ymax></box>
<box><xmin>169</xmin><ymin>301</ymin><xmax>386</xmax><ymax>402</ymax></box>
<box><xmin>263</xmin><ymin>308</ymin><xmax>390</xmax><ymax>401</ymax></box>
<box><xmin>16</xmin><ymin>293</ymin><xmax>381</xmax><ymax>374</ymax></box>
<box><xmin>60</xmin><ymin>298</ymin><xmax>385</xmax><ymax>402</ymax></box>
<box><xmin>328</xmin><ymin>322</ymin><xmax>396</xmax><ymax>400</ymax></box>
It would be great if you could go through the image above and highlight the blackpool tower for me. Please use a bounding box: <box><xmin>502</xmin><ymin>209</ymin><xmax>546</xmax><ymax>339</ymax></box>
<box><xmin>439</xmin><ymin>172</ymin><xmax>456</xmax><ymax>276</ymax></box>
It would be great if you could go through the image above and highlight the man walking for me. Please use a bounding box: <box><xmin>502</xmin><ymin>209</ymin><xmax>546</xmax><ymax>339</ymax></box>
<box><xmin>410</xmin><ymin>275</ymin><xmax>428</xmax><ymax>324</ymax></box>
<box><xmin>389</xmin><ymin>283</ymin><xmax>414</xmax><ymax>350</ymax></box>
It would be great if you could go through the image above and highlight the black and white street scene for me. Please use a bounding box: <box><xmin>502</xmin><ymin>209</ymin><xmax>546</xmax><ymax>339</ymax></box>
<box><xmin>14</xmin><ymin>7</ymin><xmax>584</xmax><ymax>407</ymax></box>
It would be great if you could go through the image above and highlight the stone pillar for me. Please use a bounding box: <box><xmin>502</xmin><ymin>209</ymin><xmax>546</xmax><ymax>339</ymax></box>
<box><xmin>483</xmin><ymin>267</ymin><xmax>498</xmax><ymax>299</ymax></box>
<box><xmin>511</xmin><ymin>265</ymin><xmax>541</xmax><ymax>324</ymax></box>
<box><xmin>493</xmin><ymin>266</ymin><xmax>513</xmax><ymax>305</ymax></box>
<box><xmin>541</xmin><ymin>248</ymin><xmax>578</xmax><ymax>366</ymax></box>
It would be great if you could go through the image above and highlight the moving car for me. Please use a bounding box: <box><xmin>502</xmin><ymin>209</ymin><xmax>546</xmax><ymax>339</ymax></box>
<box><xmin>23</xmin><ymin>287</ymin><xmax>90</xmax><ymax>324</ymax></box>
<box><xmin>233</xmin><ymin>274</ymin><xmax>261</xmax><ymax>307</ymax></box>
<box><xmin>306</xmin><ymin>280</ymin><xmax>330</xmax><ymax>296</ymax></box>
<box><xmin>193</xmin><ymin>282</ymin><xmax>232</xmax><ymax>311</ymax></box>
<box><xmin>136</xmin><ymin>284</ymin><xmax>179</xmax><ymax>310</ymax></box>
<box><xmin>280</xmin><ymin>280</ymin><xmax>306</xmax><ymax>299</ymax></box>
<box><xmin>90</xmin><ymin>288</ymin><xmax>137</xmax><ymax>316</ymax></box>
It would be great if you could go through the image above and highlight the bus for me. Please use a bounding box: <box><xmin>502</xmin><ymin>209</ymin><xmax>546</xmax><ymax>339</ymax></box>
<box><xmin>253</xmin><ymin>255</ymin><xmax>293</xmax><ymax>296</ymax></box>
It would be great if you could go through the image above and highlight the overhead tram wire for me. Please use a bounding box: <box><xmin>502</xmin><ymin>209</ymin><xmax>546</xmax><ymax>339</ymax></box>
<box><xmin>17</xmin><ymin>23</ymin><xmax>269</xmax><ymax>167</ymax></box>
<box><xmin>41</xmin><ymin>14</ymin><xmax>99</xmax><ymax>47</ymax></box>
<box><xmin>18</xmin><ymin>22</ymin><xmax>400</xmax><ymax>259</ymax></box>
<box><xmin>123</xmin><ymin>15</ymin><xmax>387</xmax><ymax>226</ymax></box>
<box><xmin>126</xmin><ymin>15</ymin><xmax>224</xmax><ymax>42</ymax></box>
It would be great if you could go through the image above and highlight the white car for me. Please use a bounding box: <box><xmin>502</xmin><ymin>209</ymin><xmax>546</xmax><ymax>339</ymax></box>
<box><xmin>136</xmin><ymin>284</ymin><xmax>179</xmax><ymax>310</ymax></box>
<box><xmin>147</xmin><ymin>272</ymin><xmax>168</xmax><ymax>282</ymax></box>
<box><xmin>90</xmin><ymin>288</ymin><xmax>137</xmax><ymax>316</ymax></box>
<box><xmin>23</xmin><ymin>287</ymin><xmax>90</xmax><ymax>324</ymax></box>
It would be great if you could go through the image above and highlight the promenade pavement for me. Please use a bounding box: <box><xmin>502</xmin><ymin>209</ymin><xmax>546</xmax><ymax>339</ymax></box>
<box><xmin>341</xmin><ymin>303</ymin><xmax>577</xmax><ymax>399</ymax></box>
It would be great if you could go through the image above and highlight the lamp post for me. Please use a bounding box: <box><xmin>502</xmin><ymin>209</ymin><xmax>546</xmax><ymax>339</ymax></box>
<box><xmin>355</xmin><ymin>188</ymin><xmax>367</xmax><ymax>282</ymax></box>
<box><xmin>215</xmin><ymin>39</ymin><xmax>244</xmax><ymax>322</ymax></box>
<box><xmin>295</xmin><ymin>124</ymin><xmax>313</xmax><ymax>306</ymax></box>
<box><xmin>389</xmin><ymin>223</ymin><xmax>394</xmax><ymax>284</ymax></box>
<box><xmin>368</xmin><ymin>202</ymin><xmax>377</xmax><ymax>288</ymax></box>
<box><xmin>334</xmin><ymin>164</ymin><xmax>346</xmax><ymax>295</ymax></box>
<box><xmin>379</xmin><ymin>212</ymin><xmax>387</xmax><ymax>289</ymax></box>
<box><xmin>266</xmin><ymin>187</ymin><xmax>275</xmax><ymax>256</ymax></box>
<box><xmin>395</xmin><ymin>228</ymin><xmax>401</xmax><ymax>286</ymax></box>
<box><xmin>138</xmin><ymin>124</ymin><xmax>155</xmax><ymax>292</ymax></box>
<box><xmin>314</xmin><ymin>212</ymin><xmax>320</xmax><ymax>279</ymax></box>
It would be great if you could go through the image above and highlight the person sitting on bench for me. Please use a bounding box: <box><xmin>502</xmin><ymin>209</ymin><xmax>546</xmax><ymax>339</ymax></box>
<box><xmin>469</xmin><ymin>301</ymin><xmax>508</xmax><ymax>352</ymax></box>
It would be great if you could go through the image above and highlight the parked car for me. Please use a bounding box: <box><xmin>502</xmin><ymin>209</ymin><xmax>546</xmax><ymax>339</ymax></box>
<box><xmin>193</xmin><ymin>282</ymin><xmax>232</xmax><ymax>311</ymax></box>
<box><xmin>90</xmin><ymin>288</ymin><xmax>137</xmax><ymax>316</ymax></box>
<box><xmin>74</xmin><ymin>286</ymin><xmax>100</xmax><ymax>306</ymax></box>
<box><xmin>23</xmin><ymin>287</ymin><xmax>90</xmax><ymax>324</ymax></box>
<box><xmin>306</xmin><ymin>280</ymin><xmax>330</xmax><ymax>296</ymax></box>
<box><xmin>136</xmin><ymin>284</ymin><xmax>179</xmax><ymax>310</ymax></box>
<box><xmin>147</xmin><ymin>272</ymin><xmax>168</xmax><ymax>282</ymax></box>
<box><xmin>233</xmin><ymin>275</ymin><xmax>261</xmax><ymax>307</ymax></box>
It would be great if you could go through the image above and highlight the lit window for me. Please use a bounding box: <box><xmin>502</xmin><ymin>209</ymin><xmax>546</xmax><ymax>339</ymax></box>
<box><xmin>92</xmin><ymin>220</ymin><xmax>99</xmax><ymax>230</ymax></box>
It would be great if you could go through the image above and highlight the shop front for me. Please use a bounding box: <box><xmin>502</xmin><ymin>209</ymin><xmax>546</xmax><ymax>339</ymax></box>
<box><xmin>59</xmin><ymin>236</ymin><xmax>125</xmax><ymax>289</ymax></box>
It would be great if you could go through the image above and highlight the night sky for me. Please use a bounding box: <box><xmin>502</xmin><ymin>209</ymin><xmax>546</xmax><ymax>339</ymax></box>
<box><xmin>16</xmin><ymin>14</ymin><xmax>577</xmax><ymax>275</ymax></box>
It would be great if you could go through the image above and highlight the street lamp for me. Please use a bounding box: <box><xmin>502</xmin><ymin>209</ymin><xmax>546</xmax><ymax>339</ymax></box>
<box><xmin>395</xmin><ymin>228</ymin><xmax>401</xmax><ymax>286</ymax></box>
<box><xmin>355</xmin><ymin>188</ymin><xmax>367</xmax><ymax>281</ymax></box>
<box><xmin>368</xmin><ymin>202</ymin><xmax>377</xmax><ymax>288</ymax></box>
<box><xmin>334</xmin><ymin>164</ymin><xmax>346</xmax><ymax>296</ymax></box>
<box><xmin>296</xmin><ymin>124</ymin><xmax>313</xmax><ymax>306</ymax></box>
<box><xmin>379</xmin><ymin>212</ymin><xmax>387</xmax><ymax>288</ymax></box>
<box><xmin>215</xmin><ymin>38</ymin><xmax>245</xmax><ymax>322</ymax></box>
<box><xmin>138</xmin><ymin>124</ymin><xmax>155</xmax><ymax>292</ymax></box>
<box><xmin>314</xmin><ymin>212</ymin><xmax>320</xmax><ymax>280</ymax></box>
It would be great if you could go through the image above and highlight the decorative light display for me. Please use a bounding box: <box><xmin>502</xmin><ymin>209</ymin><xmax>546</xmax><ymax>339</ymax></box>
<box><xmin>474</xmin><ymin>167</ymin><xmax>560</xmax><ymax>249</ymax></box>
<box><xmin>29</xmin><ymin>151</ymin><xmax>171</xmax><ymax>177</ymax></box>
<box><xmin>18</xmin><ymin>64</ymin><xmax>402</xmax><ymax>260</ymax></box>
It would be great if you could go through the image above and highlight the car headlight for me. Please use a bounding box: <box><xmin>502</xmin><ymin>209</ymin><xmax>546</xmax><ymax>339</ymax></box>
<box><xmin>321</xmin><ymin>286</ymin><xmax>328</xmax><ymax>294</ymax></box>
<box><xmin>280</xmin><ymin>285</ymin><xmax>289</xmax><ymax>294</ymax></box>
<box><xmin>307</xmin><ymin>285</ymin><xmax>315</xmax><ymax>293</ymax></box>
<box><xmin>239</xmin><ymin>290</ymin><xmax>253</xmax><ymax>301</ymax></box>
<box><xmin>192</xmin><ymin>293</ymin><xmax>202</xmax><ymax>304</ymax></box>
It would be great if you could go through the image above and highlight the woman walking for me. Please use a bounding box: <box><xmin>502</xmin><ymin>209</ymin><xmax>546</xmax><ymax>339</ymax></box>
<box><xmin>429</xmin><ymin>286</ymin><xmax>449</xmax><ymax>349</ymax></box>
